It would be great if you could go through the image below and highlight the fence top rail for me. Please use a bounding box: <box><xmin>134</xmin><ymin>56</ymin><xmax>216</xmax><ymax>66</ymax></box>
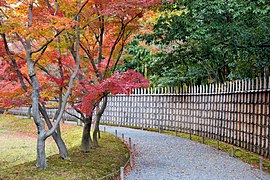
<box><xmin>111</xmin><ymin>88</ymin><xmax>270</xmax><ymax>97</ymax></box>
<box><xmin>116</xmin><ymin>76</ymin><xmax>270</xmax><ymax>96</ymax></box>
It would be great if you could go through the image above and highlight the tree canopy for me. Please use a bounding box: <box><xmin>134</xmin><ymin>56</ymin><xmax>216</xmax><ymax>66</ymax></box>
<box><xmin>0</xmin><ymin>0</ymin><xmax>159</xmax><ymax>169</ymax></box>
<box><xmin>122</xmin><ymin>0</ymin><xmax>270</xmax><ymax>87</ymax></box>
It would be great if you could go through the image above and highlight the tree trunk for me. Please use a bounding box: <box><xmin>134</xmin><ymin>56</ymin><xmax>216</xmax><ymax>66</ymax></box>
<box><xmin>93</xmin><ymin>96</ymin><xmax>108</xmax><ymax>147</ymax></box>
<box><xmin>27</xmin><ymin>105</ymin><xmax>32</xmax><ymax>118</ymax></box>
<box><xmin>36</xmin><ymin>131</ymin><xmax>48</xmax><ymax>169</ymax></box>
<box><xmin>98</xmin><ymin>126</ymin><xmax>101</xmax><ymax>139</ymax></box>
<box><xmin>55</xmin><ymin>126</ymin><xmax>69</xmax><ymax>159</ymax></box>
<box><xmin>26</xmin><ymin>51</ymin><xmax>48</xmax><ymax>168</ymax></box>
<box><xmin>24</xmin><ymin>3</ymin><xmax>48</xmax><ymax>169</ymax></box>
<box><xmin>93</xmin><ymin>116</ymin><xmax>100</xmax><ymax>147</ymax></box>
<box><xmin>81</xmin><ymin>116</ymin><xmax>94</xmax><ymax>152</ymax></box>
<box><xmin>39</xmin><ymin>104</ymin><xmax>68</xmax><ymax>159</ymax></box>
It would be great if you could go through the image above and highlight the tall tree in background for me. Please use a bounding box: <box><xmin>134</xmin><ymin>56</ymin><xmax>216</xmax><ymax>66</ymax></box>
<box><xmin>124</xmin><ymin>0</ymin><xmax>270</xmax><ymax>87</ymax></box>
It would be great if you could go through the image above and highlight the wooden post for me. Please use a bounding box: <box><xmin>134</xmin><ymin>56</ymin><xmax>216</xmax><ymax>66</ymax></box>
<box><xmin>231</xmin><ymin>146</ymin><xmax>235</xmax><ymax>157</ymax></box>
<box><xmin>129</xmin><ymin>157</ymin><xmax>133</xmax><ymax>168</ymax></box>
<box><xmin>202</xmin><ymin>136</ymin><xmax>205</xmax><ymax>144</ymax></box>
<box><xmin>122</xmin><ymin>133</ymin><xmax>124</xmax><ymax>140</ymax></box>
<box><xmin>133</xmin><ymin>144</ymin><xmax>136</xmax><ymax>153</ymax></box>
<box><xmin>120</xmin><ymin>167</ymin><xmax>124</xmax><ymax>180</ymax></box>
<box><xmin>260</xmin><ymin>157</ymin><xmax>263</xmax><ymax>172</ymax></box>
<box><xmin>129</xmin><ymin>137</ymin><xmax>132</xmax><ymax>149</ymax></box>
<box><xmin>104</xmin><ymin>126</ymin><xmax>106</xmax><ymax>132</ymax></box>
<box><xmin>115</xmin><ymin>129</ymin><xmax>117</xmax><ymax>137</ymax></box>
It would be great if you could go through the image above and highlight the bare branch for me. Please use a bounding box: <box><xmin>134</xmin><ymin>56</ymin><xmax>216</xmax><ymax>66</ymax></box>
<box><xmin>104</xmin><ymin>12</ymin><xmax>142</xmax><ymax>77</ymax></box>
<box><xmin>31</xmin><ymin>29</ymin><xmax>65</xmax><ymax>54</ymax></box>
<box><xmin>31</xmin><ymin>0</ymin><xmax>89</xmax><ymax>55</ymax></box>
<box><xmin>2</xmin><ymin>33</ymin><xmax>28</xmax><ymax>92</ymax></box>
<box><xmin>112</xmin><ymin>30</ymin><xmax>132</xmax><ymax>72</ymax></box>
<box><xmin>80</xmin><ymin>42</ymin><xmax>102</xmax><ymax>79</ymax></box>
<box><xmin>73</xmin><ymin>0</ymin><xmax>89</xmax><ymax>21</ymax></box>
<box><xmin>37</xmin><ymin>63</ymin><xmax>51</xmax><ymax>76</ymax></box>
<box><xmin>64</xmin><ymin>110</ymin><xmax>83</xmax><ymax>121</ymax></box>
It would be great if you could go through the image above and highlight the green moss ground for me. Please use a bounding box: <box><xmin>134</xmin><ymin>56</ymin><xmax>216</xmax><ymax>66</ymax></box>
<box><xmin>0</xmin><ymin>115</ymin><xmax>129</xmax><ymax>179</ymax></box>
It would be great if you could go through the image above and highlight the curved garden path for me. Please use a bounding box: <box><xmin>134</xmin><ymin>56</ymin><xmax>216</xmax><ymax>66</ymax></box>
<box><xmin>102</xmin><ymin>125</ymin><xmax>270</xmax><ymax>180</ymax></box>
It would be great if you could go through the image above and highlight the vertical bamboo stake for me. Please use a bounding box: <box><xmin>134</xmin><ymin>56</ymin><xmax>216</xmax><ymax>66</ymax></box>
<box><xmin>239</xmin><ymin>80</ymin><xmax>243</xmax><ymax>148</ymax></box>
<box><xmin>243</xmin><ymin>80</ymin><xmax>248</xmax><ymax>149</ymax></box>
<box><xmin>178</xmin><ymin>95</ymin><xmax>182</xmax><ymax>134</ymax></box>
<box><xmin>231</xmin><ymin>146</ymin><xmax>235</xmax><ymax>157</ymax></box>
<box><xmin>234</xmin><ymin>81</ymin><xmax>238</xmax><ymax>146</ymax></box>
<box><xmin>188</xmin><ymin>86</ymin><xmax>192</xmax><ymax>135</ymax></box>
<box><xmin>214</xmin><ymin>83</ymin><xmax>218</xmax><ymax>140</ymax></box>
<box><xmin>268</xmin><ymin>76</ymin><xmax>270</xmax><ymax>159</ymax></box>
<box><xmin>217</xmin><ymin>83</ymin><xmax>222</xmax><ymax>143</ymax></box>
<box><xmin>255</xmin><ymin>77</ymin><xmax>259</xmax><ymax>154</ymax></box>
<box><xmin>247</xmin><ymin>79</ymin><xmax>251</xmax><ymax>151</ymax></box>
<box><xmin>251</xmin><ymin>78</ymin><xmax>255</xmax><ymax>153</ymax></box>
<box><xmin>262</xmin><ymin>89</ymin><xmax>267</xmax><ymax>156</ymax></box>
<box><xmin>142</xmin><ymin>88</ymin><xmax>147</xmax><ymax>129</ymax></box>
<box><xmin>259</xmin><ymin>78</ymin><xmax>263</xmax><ymax>155</ymax></box>
<box><xmin>184</xmin><ymin>93</ymin><xmax>187</xmax><ymax>133</ymax></box>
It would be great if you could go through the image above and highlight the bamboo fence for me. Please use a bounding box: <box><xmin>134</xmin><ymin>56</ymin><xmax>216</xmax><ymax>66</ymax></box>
<box><xmin>9</xmin><ymin>76</ymin><xmax>270</xmax><ymax>157</ymax></box>
<box><xmin>102</xmin><ymin>76</ymin><xmax>270</xmax><ymax>157</ymax></box>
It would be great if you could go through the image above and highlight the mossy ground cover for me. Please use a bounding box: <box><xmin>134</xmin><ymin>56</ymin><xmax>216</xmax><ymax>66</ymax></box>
<box><xmin>0</xmin><ymin>115</ymin><xmax>129</xmax><ymax>179</ymax></box>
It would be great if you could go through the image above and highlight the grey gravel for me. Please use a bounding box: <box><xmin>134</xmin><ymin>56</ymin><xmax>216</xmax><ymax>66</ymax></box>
<box><xmin>101</xmin><ymin>125</ymin><xmax>270</xmax><ymax>180</ymax></box>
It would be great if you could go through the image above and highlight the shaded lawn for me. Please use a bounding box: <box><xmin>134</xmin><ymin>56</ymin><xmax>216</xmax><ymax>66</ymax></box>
<box><xmin>0</xmin><ymin>131</ymin><xmax>58</xmax><ymax>169</ymax></box>
<box><xmin>0</xmin><ymin>115</ymin><xmax>129</xmax><ymax>179</ymax></box>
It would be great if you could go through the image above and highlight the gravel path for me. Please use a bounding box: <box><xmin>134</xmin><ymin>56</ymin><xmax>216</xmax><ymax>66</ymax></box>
<box><xmin>101</xmin><ymin>125</ymin><xmax>270</xmax><ymax>180</ymax></box>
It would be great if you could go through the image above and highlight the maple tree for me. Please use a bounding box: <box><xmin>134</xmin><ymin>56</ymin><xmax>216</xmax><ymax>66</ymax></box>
<box><xmin>0</xmin><ymin>0</ymin><xmax>162</xmax><ymax>168</ymax></box>
<box><xmin>71</xmin><ymin>69</ymin><xmax>149</xmax><ymax>151</ymax></box>
<box><xmin>63</xmin><ymin>0</ymin><xmax>159</xmax><ymax>151</ymax></box>
<box><xmin>0</xmin><ymin>0</ymin><xmax>88</xmax><ymax>169</ymax></box>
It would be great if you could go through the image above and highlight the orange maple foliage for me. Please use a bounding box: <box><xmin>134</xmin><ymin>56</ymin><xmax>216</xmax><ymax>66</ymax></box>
<box><xmin>66</xmin><ymin>0</ymin><xmax>161</xmax><ymax>115</ymax></box>
<box><xmin>0</xmin><ymin>0</ymin><xmax>162</xmax><ymax>110</ymax></box>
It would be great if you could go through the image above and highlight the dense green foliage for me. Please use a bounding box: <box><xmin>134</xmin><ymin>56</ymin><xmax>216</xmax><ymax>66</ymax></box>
<box><xmin>123</xmin><ymin>0</ymin><xmax>270</xmax><ymax>87</ymax></box>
